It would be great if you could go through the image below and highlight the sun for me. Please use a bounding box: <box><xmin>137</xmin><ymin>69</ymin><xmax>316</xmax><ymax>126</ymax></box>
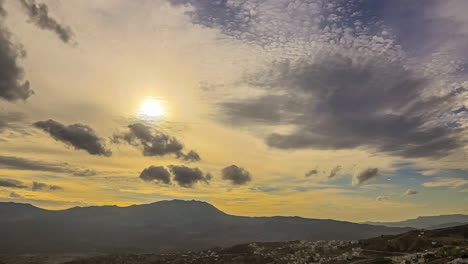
<box><xmin>139</xmin><ymin>97</ymin><xmax>166</xmax><ymax>118</ymax></box>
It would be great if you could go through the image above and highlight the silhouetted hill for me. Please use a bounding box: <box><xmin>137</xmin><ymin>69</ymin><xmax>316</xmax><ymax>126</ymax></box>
<box><xmin>0</xmin><ymin>200</ymin><xmax>411</xmax><ymax>254</ymax></box>
<box><xmin>364</xmin><ymin>214</ymin><xmax>468</xmax><ymax>229</ymax></box>
<box><xmin>359</xmin><ymin>223</ymin><xmax>468</xmax><ymax>253</ymax></box>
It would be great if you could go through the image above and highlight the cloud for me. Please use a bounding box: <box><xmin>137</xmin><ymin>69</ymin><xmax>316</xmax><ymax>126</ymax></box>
<box><xmin>0</xmin><ymin>178</ymin><xmax>28</xmax><ymax>189</ymax></box>
<box><xmin>220</xmin><ymin>54</ymin><xmax>466</xmax><ymax>159</ymax></box>
<box><xmin>0</xmin><ymin>155</ymin><xmax>96</xmax><ymax>176</ymax></box>
<box><xmin>168</xmin><ymin>165</ymin><xmax>210</xmax><ymax>188</ymax></box>
<box><xmin>9</xmin><ymin>192</ymin><xmax>22</xmax><ymax>198</ymax></box>
<box><xmin>422</xmin><ymin>177</ymin><xmax>468</xmax><ymax>188</ymax></box>
<box><xmin>353</xmin><ymin>168</ymin><xmax>380</xmax><ymax>185</ymax></box>
<box><xmin>328</xmin><ymin>165</ymin><xmax>342</xmax><ymax>178</ymax></box>
<box><xmin>34</xmin><ymin>119</ymin><xmax>111</xmax><ymax>156</ymax></box>
<box><xmin>72</xmin><ymin>169</ymin><xmax>96</xmax><ymax>177</ymax></box>
<box><xmin>18</xmin><ymin>0</ymin><xmax>75</xmax><ymax>44</ymax></box>
<box><xmin>221</xmin><ymin>165</ymin><xmax>252</xmax><ymax>185</ymax></box>
<box><xmin>376</xmin><ymin>196</ymin><xmax>389</xmax><ymax>201</ymax></box>
<box><xmin>177</xmin><ymin>150</ymin><xmax>201</xmax><ymax>162</ymax></box>
<box><xmin>0</xmin><ymin>112</ymin><xmax>25</xmax><ymax>133</ymax></box>
<box><xmin>305</xmin><ymin>169</ymin><xmax>318</xmax><ymax>177</ymax></box>
<box><xmin>0</xmin><ymin>1</ymin><xmax>33</xmax><ymax>102</ymax></box>
<box><xmin>139</xmin><ymin>166</ymin><xmax>171</xmax><ymax>184</ymax></box>
<box><xmin>32</xmin><ymin>181</ymin><xmax>63</xmax><ymax>192</ymax></box>
<box><xmin>113</xmin><ymin>123</ymin><xmax>200</xmax><ymax>161</ymax></box>
<box><xmin>404</xmin><ymin>189</ymin><xmax>419</xmax><ymax>196</ymax></box>
<box><xmin>420</xmin><ymin>169</ymin><xmax>439</xmax><ymax>176</ymax></box>
<box><xmin>166</xmin><ymin>0</ymin><xmax>252</xmax><ymax>36</ymax></box>
<box><xmin>187</xmin><ymin>0</ymin><xmax>466</xmax><ymax>160</ymax></box>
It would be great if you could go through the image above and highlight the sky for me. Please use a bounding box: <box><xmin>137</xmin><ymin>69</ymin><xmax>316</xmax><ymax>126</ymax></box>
<box><xmin>0</xmin><ymin>0</ymin><xmax>467</xmax><ymax>222</ymax></box>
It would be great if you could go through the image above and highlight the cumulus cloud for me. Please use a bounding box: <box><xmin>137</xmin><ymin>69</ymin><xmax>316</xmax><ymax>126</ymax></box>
<box><xmin>18</xmin><ymin>0</ymin><xmax>75</xmax><ymax>44</ymax></box>
<box><xmin>220</xmin><ymin>54</ymin><xmax>466</xmax><ymax>159</ymax></box>
<box><xmin>113</xmin><ymin>123</ymin><xmax>200</xmax><ymax>161</ymax></box>
<box><xmin>422</xmin><ymin>177</ymin><xmax>468</xmax><ymax>188</ymax></box>
<box><xmin>32</xmin><ymin>181</ymin><xmax>63</xmax><ymax>191</ymax></box>
<box><xmin>376</xmin><ymin>196</ymin><xmax>389</xmax><ymax>202</ymax></box>
<box><xmin>34</xmin><ymin>119</ymin><xmax>111</xmax><ymax>156</ymax></box>
<box><xmin>404</xmin><ymin>189</ymin><xmax>419</xmax><ymax>196</ymax></box>
<box><xmin>0</xmin><ymin>178</ymin><xmax>28</xmax><ymax>189</ymax></box>
<box><xmin>0</xmin><ymin>155</ymin><xmax>96</xmax><ymax>176</ymax></box>
<box><xmin>221</xmin><ymin>165</ymin><xmax>252</xmax><ymax>185</ymax></box>
<box><xmin>9</xmin><ymin>192</ymin><xmax>22</xmax><ymax>198</ymax></box>
<box><xmin>353</xmin><ymin>168</ymin><xmax>380</xmax><ymax>185</ymax></box>
<box><xmin>139</xmin><ymin>166</ymin><xmax>171</xmax><ymax>184</ymax></box>
<box><xmin>169</xmin><ymin>165</ymin><xmax>210</xmax><ymax>188</ymax></box>
<box><xmin>0</xmin><ymin>1</ymin><xmax>33</xmax><ymax>102</ymax></box>
<box><xmin>305</xmin><ymin>169</ymin><xmax>318</xmax><ymax>177</ymax></box>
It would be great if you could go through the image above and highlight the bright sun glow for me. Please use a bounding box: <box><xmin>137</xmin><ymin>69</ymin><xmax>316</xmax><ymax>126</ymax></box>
<box><xmin>139</xmin><ymin>98</ymin><xmax>166</xmax><ymax>118</ymax></box>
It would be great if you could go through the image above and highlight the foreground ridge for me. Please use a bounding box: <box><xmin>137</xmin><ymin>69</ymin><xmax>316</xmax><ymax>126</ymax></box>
<box><xmin>39</xmin><ymin>224</ymin><xmax>468</xmax><ymax>264</ymax></box>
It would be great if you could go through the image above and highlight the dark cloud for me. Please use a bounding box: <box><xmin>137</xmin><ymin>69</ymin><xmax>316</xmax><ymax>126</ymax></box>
<box><xmin>177</xmin><ymin>150</ymin><xmax>201</xmax><ymax>162</ymax></box>
<box><xmin>31</xmin><ymin>181</ymin><xmax>47</xmax><ymax>191</ymax></box>
<box><xmin>376</xmin><ymin>196</ymin><xmax>389</xmax><ymax>201</ymax></box>
<box><xmin>220</xmin><ymin>54</ymin><xmax>467</xmax><ymax>158</ymax></box>
<box><xmin>305</xmin><ymin>169</ymin><xmax>318</xmax><ymax>177</ymax></box>
<box><xmin>9</xmin><ymin>192</ymin><xmax>22</xmax><ymax>198</ymax></box>
<box><xmin>404</xmin><ymin>189</ymin><xmax>419</xmax><ymax>196</ymax></box>
<box><xmin>353</xmin><ymin>168</ymin><xmax>380</xmax><ymax>185</ymax></box>
<box><xmin>169</xmin><ymin>165</ymin><xmax>210</xmax><ymax>188</ymax></box>
<box><xmin>113</xmin><ymin>123</ymin><xmax>201</xmax><ymax>161</ymax></box>
<box><xmin>32</xmin><ymin>181</ymin><xmax>62</xmax><ymax>191</ymax></box>
<box><xmin>34</xmin><ymin>119</ymin><xmax>111</xmax><ymax>156</ymax></box>
<box><xmin>453</xmin><ymin>106</ymin><xmax>467</xmax><ymax>114</ymax></box>
<box><xmin>166</xmin><ymin>0</ymin><xmax>252</xmax><ymax>36</ymax></box>
<box><xmin>221</xmin><ymin>165</ymin><xmax>252</xmax><ymax>185</ymax></box>
<box><xmin>0</xmin><ymin>178</ymin><xmax>28</xmax><ymax>189</ymax></box>
<box><xmin>49</xmin><ymin>184</ymin><xmax>62</xmax><ymax>191</ymax></box>
<box><xmin>0</xmin><ymin>155</ymin><xmax>96</xmax><ymax>176</ymax></box>
<box><xmin>328</xmin><ymin>166</ymin><xmax>342</xmax><ymax>178</ymax></box>
<box><xmin>18</xmin><ymin>0</ymin><xmax>74</xmax><ymax>44</ymax></box>
<box><xmin>0</xmin><ymin>1</ymin><xmax>33</xmax><ymax>102</ymax></box>
<box><xmin>139</xmin><ymin>166</ymin><xmax>171</xmax><ymax>184</ymax></box>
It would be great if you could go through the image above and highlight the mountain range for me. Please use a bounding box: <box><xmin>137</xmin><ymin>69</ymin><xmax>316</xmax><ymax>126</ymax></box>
<box><xmin>0</xmin><ymin>200</ymin><xmax>412</xmax><ymax>254</ymax></box>
<box><xmin>364</xmin><ymin>214</ymin><xmax>468</xmax><ymax>230</ymax></box>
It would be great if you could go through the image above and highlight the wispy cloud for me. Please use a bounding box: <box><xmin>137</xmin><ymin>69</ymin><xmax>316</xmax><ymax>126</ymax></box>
<box><xmin>404</xmin><ymin>189</ymin><xmax>419</xmax><ymax>196</ymax></box>
<box><xmin>422</xmin><ymin>177</ymin><xmax>468</xmax><ymax>188</ymax></box>
<box><xmin>0</xmin><ymin>178</ymin><xmax>28</xmax><ymax>189</ymax></box>
<box><xmin>18</xmin><ymin>0</ymin><xmax>75</xmax><ymax>44</ymax></box>
<box><xmin>0</xmin><ymin>155</ymin><xmax>96</xmax><ymax>176</ymax></box>
<box><xmin>31</xmin><ymin>181</ymin><xmax>63</xmax><ymax>192</ymax></box>
<box><xmin>376</xmin><ymin>196</ymin><xmax>389</xmax><ymax>202</ymax></box>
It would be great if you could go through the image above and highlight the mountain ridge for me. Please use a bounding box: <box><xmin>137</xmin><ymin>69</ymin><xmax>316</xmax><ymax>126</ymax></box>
<box><xmin>364</xmin><ymin>214</ymin><xmax>468</xmax><ymax>229</ymax></box>
<box><xmin>0</xmin><ymin>199</ymin><xmax>412</xmax><ymax>254</ymax></box>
